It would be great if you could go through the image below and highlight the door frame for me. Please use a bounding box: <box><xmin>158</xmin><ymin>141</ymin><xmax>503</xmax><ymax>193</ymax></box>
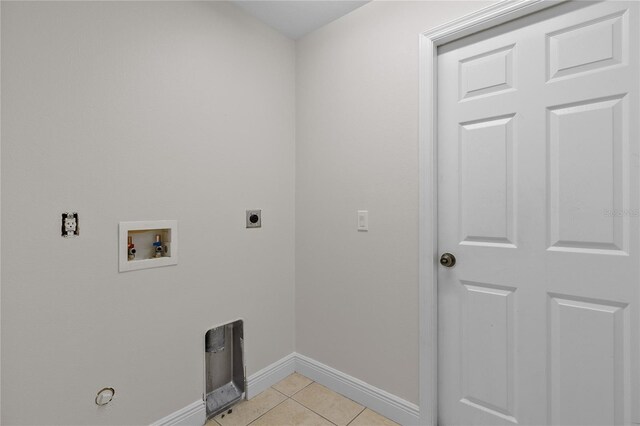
<box><xmin>417</xmin><ymin>1</ymin><xmax>568</xmax><ymax>424</ymax></box>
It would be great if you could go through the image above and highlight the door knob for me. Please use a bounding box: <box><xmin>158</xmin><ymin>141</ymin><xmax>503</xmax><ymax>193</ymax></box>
<box><xmin>440</xmin><ymin>252</ymin><xmax>456</xmax><ymax>267</ymax></box>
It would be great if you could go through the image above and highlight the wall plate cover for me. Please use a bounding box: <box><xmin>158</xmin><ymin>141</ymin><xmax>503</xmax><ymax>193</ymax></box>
<box><xmin>357</xmin><ymin>210</ymin><xmax>368</xmax><ymax>231</ymax></box>
<box><xmin>246</xmin><ymin>210</ymin><xmax>261</xmax><ymax>228</ymax></box>
<box><xmin>62</xmin><ymin>212</ymin><xmax>79</xmax><ymax>237</ymax></box>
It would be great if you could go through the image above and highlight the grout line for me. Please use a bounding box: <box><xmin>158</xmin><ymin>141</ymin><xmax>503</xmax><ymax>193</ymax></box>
<box><xmin>288</xmin><ymin>382</ymin><xmax>355</xmax><ymax>426</ymax></box>
<box><xmin>246</xmin><ymin>398</ymin><xmax>289</xmax><ymax>426</ymax></box>
<box><xmin>270</xmin><ymin>377</ymin><xmax>337</xmax><ymax>426</ymax></box>
<box><xmin>246</xmin><ymin>396</ymin><xmax>291</xmax><ymax>426</ymax></box>
<box><xmin>345</xmin><ymin>407</ymin><xmax>367</xmax><ymax>426</ymax></box>
<box><xmin>287</xmin><ymin>398</ymin><xmax>338</xmax><ymax>426</ymax></box>
<box><xmin>243</xmin><ymin>374</ymin><xmax>394</xmax><ymax>426</ymax></box>
<box><xmin>312</xmin><ymin>382</ymin><xmax>366</xmax><ymax>408</ymax></box>
<box><xmin>220</xmin><ymin>386</ymin><xmax>289</xmax><ymax>426</ymax></box>
<box><xmin>293</xmin><ymin>380</ymin><xmax>367</xmax><ymax>423</ymax></box>
<box><xmin>271</xmin><ymin>387</ymin><xmax>289</xmax><ymax>398</ymax></box>
<box><xmin>288</xmin><ymin>379</ymin><xmax>315</xmax><ymax>397</ymax></box>
<box><xmin>205</xmin><ymin>415</ymin><xmax>224</xmax><ymax>426</ymax></box>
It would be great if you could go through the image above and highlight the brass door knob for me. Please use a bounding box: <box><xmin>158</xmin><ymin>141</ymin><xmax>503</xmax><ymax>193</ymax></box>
<box><xmin>440</xmin><ymin>252</ymin><xmax>456</xmax><ymax>267</ymax></box>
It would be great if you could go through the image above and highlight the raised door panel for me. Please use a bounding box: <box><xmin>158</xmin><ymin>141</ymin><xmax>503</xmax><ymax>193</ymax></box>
<box><xmin>460</xmin><ymin>115</ymin><xmax>516</xmax><ymax>247</ymax></box>
<box><xmin>547</xmin><ymin>11</ymin><xmax>626</xmax><ymax>81</ymax></box>
<box><xmin>460</xmin><ymin>45</ymin><xmax>515</xmax><ymax>100</ymax></box>
<box><xmin>461</xmin><ymin>282</ymin><xmax>517</xmax><ymax>423</ymax></box>
<box><xmin>547</xmin><ymin>95</ymin><xmax>627</xmax><ymax>254</ymax></box>
<box><xmin>548</xmin><ymin>294</ymin><xmax>629</xmax><ymax>425</ymax></box>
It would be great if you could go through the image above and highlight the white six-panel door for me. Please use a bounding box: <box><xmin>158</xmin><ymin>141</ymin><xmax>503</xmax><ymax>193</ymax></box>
<box><xmin>437</xmin><ymin>1</ymin><xmax>639</xmax><ymax>425</ymax></box>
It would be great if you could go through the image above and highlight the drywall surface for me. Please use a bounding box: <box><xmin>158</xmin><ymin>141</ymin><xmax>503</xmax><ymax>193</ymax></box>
<box><xmin>1</xmin><ymin>2</ymin><xmax>295</xmax><ymax>424</ymax></box>
<box><xmin>295</xmin><ymin>0</ymin><xmax>495</xmax><ymax>405</ymax></box>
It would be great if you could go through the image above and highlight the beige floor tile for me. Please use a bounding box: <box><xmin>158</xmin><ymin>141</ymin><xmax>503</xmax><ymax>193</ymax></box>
<box><xmin>213</xmin><ymin>388</ymin><xmax>287</xmax><ymax>426</ymax></box>
<box><xmin>292</xmin><ymin>383</ymin><xmax>364</xmax><ymax>426</ymax></box>
<box><xmin>205</xmin><ymin>420</ymin><xmax>221</xmax><ymax>426</ymax></box>
<box><xmin>349</xmin><ymin>409</ymin><xmax>400</xmax><ymax>426</ymax></box>
<box><xmin>272</xmin><ymin>373</ymin><xmax>314</xmax><ymax>397</ymax></box>
<box><xmin>251</xmin><ymin>398</ymin><xmax>333</xmax><ymax>426</ymax></box>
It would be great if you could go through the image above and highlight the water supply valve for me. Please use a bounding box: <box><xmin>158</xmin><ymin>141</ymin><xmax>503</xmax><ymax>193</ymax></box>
<box><xmin>153</xmin><ymin>234</ymin><xmax>163</xmax><ymax>258</ymax></box>
<box><xmin>127</xmin><ymin>236</ymin><xmax>136</xmax><ymax>261</ymax></box>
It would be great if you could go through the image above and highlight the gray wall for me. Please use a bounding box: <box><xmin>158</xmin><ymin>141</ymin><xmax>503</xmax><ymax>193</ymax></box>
<box><xmin>1</xmin><ymin>2</ymin><xmax>295</xmax><ymax>424</ymax></box>
<box><xmin>295</xmin><ymin>0</ymin><xmax>493</xmax><ymax>405</ymax></box>
<box><xmin>0</xmin><ymin>0</ymin><xmax>504</xmax><ymax>423</ymax></box>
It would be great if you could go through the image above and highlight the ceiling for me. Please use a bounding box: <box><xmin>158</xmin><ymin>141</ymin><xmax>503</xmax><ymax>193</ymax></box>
<box><xmin>231</xmin><ymin>1</ymin><xmax>370</xmax><ymax>40</ymax></box>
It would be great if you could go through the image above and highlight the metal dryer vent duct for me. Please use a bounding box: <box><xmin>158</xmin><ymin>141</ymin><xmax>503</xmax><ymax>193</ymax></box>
<box><xmin>204</xmin><ymin>320</ymin><xmax>245</xmax><ymax>419</ymax></box>
<box><xmin>205</xmin><ymin>326</ymin><xmax>226</xmax><ymax>353</ymax></box>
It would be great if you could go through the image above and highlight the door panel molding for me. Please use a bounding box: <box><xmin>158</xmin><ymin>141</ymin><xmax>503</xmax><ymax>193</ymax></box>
<box><xmin>546</xmin><ymin>94</ymin><xmax>629</xmax><ymax>255</ymax></box>
<box><xmin>546</xmin><ymin>293</ymin><xmax>630</xmax><ymax>425</ymax></box>
<box><xmin>546</xmin><ymin>9</ymin><xmax>628</xmax><ymax>81</ymax></box>
<box><xmin>460</xmin><ymin>281</ymin><xmax>517</xmax><ymax>423</ymax></box>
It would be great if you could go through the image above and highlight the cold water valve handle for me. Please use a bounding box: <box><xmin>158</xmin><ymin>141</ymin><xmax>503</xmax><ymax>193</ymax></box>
<box><xmin>153</xmin><ymin>234</ymin><xmax>163</xmax><ymax>258</ymax></box>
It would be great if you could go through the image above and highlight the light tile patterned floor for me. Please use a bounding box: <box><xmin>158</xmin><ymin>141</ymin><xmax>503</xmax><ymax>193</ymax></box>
<box><xmin>205</xmin><ymin>373</ymin><xmax>399</xmax><ymax>426</ymax></box>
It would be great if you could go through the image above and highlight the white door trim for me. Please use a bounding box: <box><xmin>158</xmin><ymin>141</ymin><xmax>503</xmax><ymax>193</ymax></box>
<box><xmin>418</xmin><ymin>2</ymin><xmax>567</xmax><ymax>424</ymax></box>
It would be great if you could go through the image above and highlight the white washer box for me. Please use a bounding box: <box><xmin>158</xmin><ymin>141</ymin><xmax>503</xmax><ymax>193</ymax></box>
<box><xmin>119</xmin><ymin>220</ymin><xmax>178</xmax><ymax>272</ymax></box>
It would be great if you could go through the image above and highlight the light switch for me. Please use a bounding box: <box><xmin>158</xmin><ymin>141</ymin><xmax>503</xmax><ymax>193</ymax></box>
<box><xmin>357</xmin><ymin>210</ymin><xmax>368</xmax><ymax>231</ymax></box>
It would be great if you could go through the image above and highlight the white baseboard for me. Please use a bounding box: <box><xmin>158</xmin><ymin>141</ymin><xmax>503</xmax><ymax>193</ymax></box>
<box><xmin>246</xmin><ymin>352</ymin><xmax>297</xmax><ymax>398</ymax></box>
<box><xmin>294</xmin><ymin>353</ymin><xmax>421</xmax><ymax>426</ymax></box>
<box><xmin>150</xmin><ymin>354</ymin><xmax>295</xmax><ymax>426</ymax></box>
<box><xmin>153</xmin><ymin>352</ymin><xmax>420</xmax><ymax>426</ymax></box>
<box><xmin>151</xmin><ymin>400</ymin><xmax>206</xmax><ymax>426</ymax></box>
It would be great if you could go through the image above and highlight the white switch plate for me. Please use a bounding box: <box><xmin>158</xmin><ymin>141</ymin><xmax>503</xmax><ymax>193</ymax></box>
<box><xmin>357</xmin><ymin>210</ymin><xmax>368</xmax><ymax>231</ymax></box>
